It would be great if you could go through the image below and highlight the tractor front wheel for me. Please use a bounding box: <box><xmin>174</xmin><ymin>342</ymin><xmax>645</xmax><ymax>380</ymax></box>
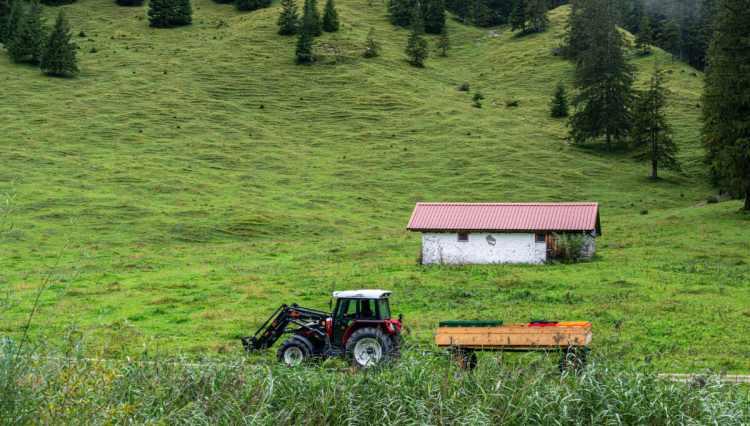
<box><xmin>345</xmin><ymin>327</ymin><xmax>394</xmax><ymax>369</ymax></box>
<box><xmin>277</xmin><ymin>338</ymin><xmax>311</xmax><ymax>367</ymax></box>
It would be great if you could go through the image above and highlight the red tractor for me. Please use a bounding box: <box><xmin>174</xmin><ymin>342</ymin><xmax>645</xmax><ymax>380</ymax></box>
<box><xmin>241</xmin><ymin>290</ymin><xmax>402</xmax><ymax>368</ymax></box>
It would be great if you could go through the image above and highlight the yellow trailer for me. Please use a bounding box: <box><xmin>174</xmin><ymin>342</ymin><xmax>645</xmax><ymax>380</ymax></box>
<box><xmin>435</xmin><ymin>320</ymin><xmax>592</xmax><ymax>370</ymax></box>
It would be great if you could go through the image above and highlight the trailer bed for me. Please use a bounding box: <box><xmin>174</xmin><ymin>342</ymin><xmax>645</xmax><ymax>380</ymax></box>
<box><xmin>435</xmin><ymin>322</ymin><xmax>592</xmax><ymax>350</ymax></box>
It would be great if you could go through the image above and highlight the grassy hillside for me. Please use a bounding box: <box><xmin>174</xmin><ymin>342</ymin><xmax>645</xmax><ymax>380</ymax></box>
<box><xmin>1</xmin><ymin>1</ymin><xmax>749</xmax><ymax>371</ymax></box>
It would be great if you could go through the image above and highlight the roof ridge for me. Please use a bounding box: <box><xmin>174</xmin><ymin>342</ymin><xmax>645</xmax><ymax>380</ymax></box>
<box><xmin>415</xmin><ymin>202</ymin><xmax>599</xmax><ymax>206</ymax></box>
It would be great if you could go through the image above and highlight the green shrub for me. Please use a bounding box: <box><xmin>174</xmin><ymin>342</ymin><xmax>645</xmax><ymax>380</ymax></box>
<box><xmin>148</xmin><ymin>0</ymin><xmax>192</xmax><ymax>28</ymax></box>
<box><xmin>553</xmin><ymin>232</ymin><xmax>588</xmax><ymax>263</ymax></box>
<box><xmin>116</xmin><ymin>0</ymin><xmax>145</xmax><ymax>7</ymax></box>
<box><xmin>235</xmin><ymin>0</ymin><xmax>271</xmax><ymax>12</ymax></box>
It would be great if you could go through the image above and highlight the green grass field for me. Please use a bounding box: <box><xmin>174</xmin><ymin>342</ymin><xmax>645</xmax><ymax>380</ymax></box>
<box><xmin>1</xmin><ymin>1</ymin><xmax>749</xmax><ymax>372</ymax></box>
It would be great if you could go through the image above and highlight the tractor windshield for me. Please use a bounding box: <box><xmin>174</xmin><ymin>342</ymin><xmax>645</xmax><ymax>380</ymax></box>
<box><xmin>378</xmin><ymin>299</ymin><xmax>391</xmax><ymax>319</ymax></box>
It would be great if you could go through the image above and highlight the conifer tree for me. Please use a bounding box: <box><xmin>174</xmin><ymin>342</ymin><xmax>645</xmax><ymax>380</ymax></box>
<box><xmin>550</xmin><ymin>82</ymin><xmax>569</xmax><ymax>118</ymax></box>
<box><xmin>635</xmin><ymin>15</ymin><xmax>653</xmax><ymax>55</ymax></box>
<box><xmin>436</xmin><ymin>24</ymin><xmax>449</xmax><ymax>57</ymax></box>
<box><xmin>0</xmin><ymin>0</ymin><xmax>12</xmax><ymax>44</ymax></box>
<box><xmin>405</xmin><ymin>3</ymin><xmax>428</xmax><ymax>67</ymax></box>
<box><xmin>703</xmin><ymin>0</ymin><xmax>750</xmax><ymax>210</ymax></box>
<box><xmin>277</xmin><ymin>0</ymin><xmax>299</xmax><ymax>36</ymax></box>
<box><xmin>632</xmin><ymin>68</ymin><xmax>679</xmax><ymax>179</ymax></box>
<box><xmin>388</xmin><ymin>0</ymin><xmax>413</xmax><ymax>27</ymax></box>
<box><xmin>509</xmin><ymin>0</ymin><xmax>526</xmax><ymax>32</ymax></box>
<box><xmin>569</xmin><ymin>0</ymin><xmax>635</xmax><ymax>150</ymax></box>
<box><xmin>524</xmin><ymin>0</ymin><xmax>548</xmax><ymax>33</ymax></box>
<box><xmin>301</xmin><ymin>0</ymin><xmax>321</xmax><ymax>37</ymax></box>
<box><xmin>422</xmin><ymin>0</ymin><xmax>445</xmax><ymax>34</ymax></box>
<box><xmin>322</xmin><ymin>0</ymin><xmax>338</xmax><ymax>32</ymax></box>
<box><xmin>40</xmin><ymin>11</ymin><xmax>78</xmax><ymax>77</ymax></box>
<box><xmin>149</xmin><ymin>0</ymin><xmax>192</xmax><ymax>27</ymax></box>
<box><xmin>362</xmin><ymin>27</ymin><xmax>380</xmax><ymax>58</ymax></box>
<box><xmin>7</xmin><ymin>0</ymin><xmax>45</xmax><ymax>64</ymax></box>
<box><xmin>295</xmin><ymin>21</ymin><xmax>314</xmax><ymax>63</ymax></box>
<box><xmin>562</xmin><ymin>0</ymin><xmax>588</xmax><ymax>59</ymax></box>
<box><xmin>659</xmin><ymin>19</ymin><xmax>680</xmax><ymax>59</ymax></box>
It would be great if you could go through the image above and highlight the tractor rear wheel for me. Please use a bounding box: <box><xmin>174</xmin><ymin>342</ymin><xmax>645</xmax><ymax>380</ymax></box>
<box><xmin>345</xmin><ymin>327</ymin><xmax>394</xmax><ymax>369</ymax></box>
<box><xmin>277</xmin><ymin>338</ymin><xmax>311</xmax><ymax>367</ymax></box>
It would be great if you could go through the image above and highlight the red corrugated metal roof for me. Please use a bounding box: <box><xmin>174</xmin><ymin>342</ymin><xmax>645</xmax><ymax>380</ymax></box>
<box><xmin>406</xmin><ymin>203</ymin><xmax>601</xmax><ymax>234</ymax></box>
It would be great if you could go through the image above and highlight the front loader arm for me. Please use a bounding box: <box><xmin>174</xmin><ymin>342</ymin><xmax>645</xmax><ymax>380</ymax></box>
<box><xmin>241</xmin><ymin>304</ymin><xmax>328</xmax><ymax>352</ymax></box>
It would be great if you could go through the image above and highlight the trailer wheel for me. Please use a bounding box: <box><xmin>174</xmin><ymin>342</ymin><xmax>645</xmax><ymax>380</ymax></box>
<box><xmin>559</xmin><ymin>347</ymin><xmax>588</xmax><ymax>373</ymax></box>
<box><xmin>346</xmin><ymin>327</ymin><xmax>393</xmax><ymax>369</ymax></box>
<box><xmin>277</xmin><ymin>338</ymin><xmax>310</xmax><ymax>367</ymax></box>
<box><xmin>451</xmin><ymin>349</ymin><xmax>477</xmax><ymax>370</ymax></box>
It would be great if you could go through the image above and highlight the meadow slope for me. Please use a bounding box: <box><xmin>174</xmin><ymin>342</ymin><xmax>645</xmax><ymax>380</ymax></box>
<box><xmin>1</xmin><ymin>1</ymin><xmax>749</xmax><ymax>371</ymax></box>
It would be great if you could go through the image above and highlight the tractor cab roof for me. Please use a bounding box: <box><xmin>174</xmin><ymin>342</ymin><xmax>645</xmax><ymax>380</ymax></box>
<box><xmin>332</xmin><ymin>289</ymin><xmax>391</xmax><ymax>299</ymax></box>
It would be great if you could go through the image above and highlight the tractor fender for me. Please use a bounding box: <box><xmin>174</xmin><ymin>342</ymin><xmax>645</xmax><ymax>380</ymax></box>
<box><xmin>290</xmin><ymin>334</ymin><xmax>315</xmax><ymax>354</ymax></box>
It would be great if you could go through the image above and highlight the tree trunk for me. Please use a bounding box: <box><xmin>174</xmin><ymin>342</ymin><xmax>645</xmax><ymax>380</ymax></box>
<box><xmin>651</xmin><ymin>158</ymin><xmax>658</xmax><ymax>180</ymax></box>
<box><xmin>745</xmin><ymin>189</ymin><xmax>750</xmax><ymax>211</ymax></box>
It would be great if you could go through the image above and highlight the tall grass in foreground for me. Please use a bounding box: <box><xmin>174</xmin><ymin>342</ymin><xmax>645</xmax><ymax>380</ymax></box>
<box><xmin>1</xmin><ymin>341</ymin><xmax>748</xmax><ymax>425</ymax></box>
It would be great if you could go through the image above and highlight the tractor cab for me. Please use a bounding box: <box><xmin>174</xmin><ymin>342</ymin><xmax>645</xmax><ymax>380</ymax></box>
<box><xmin>329</xmin><ymin>289</ymin><xmax>401</xmax><ymax>351</ymax></box>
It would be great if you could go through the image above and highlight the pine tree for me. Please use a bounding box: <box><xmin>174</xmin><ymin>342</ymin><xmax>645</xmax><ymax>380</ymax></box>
<box><xmin>7</xmin><ymin>0</ymin><xmax>45</xmax><ymax>64</ymax></box>
<box><xmin>405</xmin><ymin>3</ymin><xmax>428</xmax><ymax>67</ymax></box>
<box><xmin>322</xmin><ymin>0</ymin><xmax>338</xmax><ymax>32</ymax></box>
<box><xmin>632</xmin><ymin>68</ymin><xmax>679</xmax><ymax>179</ymax></box>
<box><xmin>423</xmin><ymin>0</ymin><xmax>445</xmax><ymax>34</ymax></box>
<box><xmin>509</xmin><ymin>0</ymin><xmax>526</xmax><ymax>32</ymax></box>
<box><xmin>236</xmin><ymin>0</ymin><xmax>271</xmax><ymax>11</ymax></box>
<box><xmin>562</xmin><ymin>0</ymin><xmax>588</xmax><ymax>59</ymax></box>
<box><xmin>550</xmin><ymin>82</ymin><xmax>569</xmax><ymax>118</ymax></box>
<box><xmin>149</xmin><ymin>0</ymin><xmax>192</xmax><ymax>27</ymax></box>
<box><xmin>295</xmin><ymin>22</ymin><xmax>314</xmax><ymax>63</ymax></box>
<box><xmin>1</xmin><ymin>0</ymin><xmax>19</xmax><ymax>44</ymax></box>
<box><xmin>301</xmin><ymin>0</ymin><xmax>321</xmax><ymax>37</ymax></box>
<box><xmin>659</xmin><ymin>19</ymin><xmax>680</xmax><ymax>59</ymax></box>
<box><xmin>569</xmin><ymin>0</ymin><xmax>635</xmax><ymax>150</ymax></box>
<box><xmin>277</xmin><ymin>0</ymin><xmax>299</xmax><ymax>36</ymax></box>
<box><xmin>703</xmin><ymin>0</ymin><xmax>750</xmax><ymax>210</ymax></box>
<box><xmin>362</xmin><ymin>27</ymin><xmax>380</xmax><ymax>58</ymax></box>
<box><xmin>40</xmin><ymin>11</ymin><xmax>78</xmax><ymax>77</ymax></box>
<box><xmin>436</xmin><ymin>24</ymin><xmax>449</xmax><ymax>57</ymax></box>
<box><xmin>635</xmin><ymin>15</ymin><xmax>653</xmax><ymax>55</ymax></box>
<box><xmin>388</xmin><ymin>0</ymin><xmax>413</xmax><ymax>27</ymax></box>
<box><xmin>524</xmin><ymin>0</ymin><xmax>548</xmax><ymax>33</ymax></box>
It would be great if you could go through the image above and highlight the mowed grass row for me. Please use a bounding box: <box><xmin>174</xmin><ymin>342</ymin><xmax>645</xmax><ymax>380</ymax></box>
<box><xmin>1</xmin><ymin>2</ymin><xmax>748</xmax><ymax>371</ymax></box>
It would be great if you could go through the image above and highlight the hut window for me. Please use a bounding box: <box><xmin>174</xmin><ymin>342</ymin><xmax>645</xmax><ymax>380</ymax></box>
<box><xmin>457</xmin><ymin>233</ymin><xmax>469</xmax><ymax>242</ymax></box>
<box><xmin>535</xmin><ymin>233</ymin><xmax>546</xmax><ymax>243</ymax></box>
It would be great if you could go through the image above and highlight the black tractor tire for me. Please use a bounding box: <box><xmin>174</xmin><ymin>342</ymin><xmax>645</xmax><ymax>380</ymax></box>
<box><xmin>277</xmin><ymin>337</ymin><xmax>311</xmax><ymax>367</ymax></box>
<box><xmin>345</xmin><ymin>327</ymin><xmax>394</xmax><ymax>369</ymax></box>
<box><xmin>559</xmin><ymin>347</ymin><xmax>588</xmax><ymax>373</ymax></box>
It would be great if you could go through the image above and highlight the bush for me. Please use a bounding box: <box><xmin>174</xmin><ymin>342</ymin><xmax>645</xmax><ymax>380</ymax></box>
<box><xmin>40</xmin><ymin>0</ymin><xmax>76</xmax><ymax>5</ymax></box>
<box><xmin>235</xmin><ymin>0</ymin><xmax>271</xmax><ymax>11</ymax></box>
<box><xmin>362</xmin><ymin>28</ymin><xmax>379</xmax><ymax>58</ymax></box>
<box><xmin>553</xmin><ymin>232</ymin><xmax>588</xmax><ymax>263</ymax></box>
<box><xmin>458</xmin><ymin>82</ymin><xmax>470</xmax><ymax>92</ymax></box>
<box><xmin>148</xmin><ymin>0</ymin><xmax>192</xmax><ymax>28</ymax></box>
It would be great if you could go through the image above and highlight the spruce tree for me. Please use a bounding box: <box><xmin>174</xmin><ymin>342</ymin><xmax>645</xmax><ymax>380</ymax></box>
<box><xmin>569</xmin><ymin>0</ymin><xmax>635</xmax><ymax>150</ymax></box>
<box><xmin>7</xmin><ymin>0</ymin><xmax>45</xmax><ymax>64</ymax></box>
<box><xmin>635</xmin><ymin>15</ymin><xmax>653</xmax><ymax>55</ymax></box>
<box><xmin>405</xmin><ymin>3</ymin><xmax>428</xmax><ymax>67</ymax></box>
<box><xmin>550</xmin><ymin>82</ymin><xmax>569</xmax><ymax>118</ymax></box>
<box><xmin>40</xmin><ymin>11</ymin><xmax>78</xmax><ymax>77</ymax></box>
<box><xmin>702</xmin><ymin>0</ymin><xmax>750</xmax><ymax>210</ymax></box>
<box><xmin>322</xmin><ymin>0</ymin><xmax>338</xmax><ymax>32</ymax></box>
<box><xmin>388</xmin><ymin>0</ymin><xmax>413</xmax><ymax>27</ymax></box>
<box><xmin>0</xmin><ymin>0</ymin><xmax>11</xmax><ymax>44</ymax></box>
<box><xmin>422</xmin><ymin>0</ymin><xmax>445</xmax><ymax>34</ymax></box>
<box><xmin>436</xmin><ymin>24</ymin><xmax>449</xmax><ymax>57</ymax></box>
<box><xmin>632</xmin><ymin>68</ymin><xmax>679</xmax><ymax>179</ymax></box>
<box><xmin>301</xmin><ymin>0</ymin><xmax>321</xmax><ymax>37</ymax></box>
<box><xmin>562</xmin><ymin>0</ymin><xmax>588</xmax><ymax>59</ymax></box>
<box><xmin>277</xmin><ymin>0</ymin><xmax>299</xmax><ymax>36</ymax></box>
<box><xmin>524</xmin><ymin>0</ymin><xmax>548</xmax><ymax>33</ymax></box>
<box><xmin>659</xmin><ymin>19</ymin><xmax>680</xmax><ymax>59</ymax></box>
<box><xmin>362</xmin><ymin>27</ymin><xmax>380</xmax><ymax>58</ymax></box>
<box><xmin>295</xmin><ymin>22</ymin><xmax>314</xmax><ymax>63</ymax></box>
<box><xmin>509</xmin><ymin>0</ymin><xmax>526</xmax><ymax>32</ymax></box>
<box><xmin>1</xmin><ymin>0</ymin><xmax>19</xmax><ymax>44</ymax></box>
<box><xmin>149</xmin><ymin>0</ymin><xmax>192</xmax><ymax>27</ymax></box>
